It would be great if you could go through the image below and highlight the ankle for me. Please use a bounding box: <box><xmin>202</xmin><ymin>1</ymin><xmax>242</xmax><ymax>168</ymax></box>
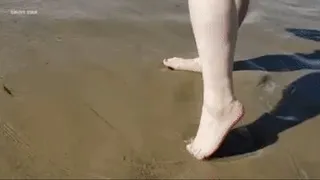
<box><xmin>203</xmin><ymin>99</ymin><xmax>243</xmax><ymax>119</ymax></box>
<box><xmin>204</xmin><ymin>90</ymin><xmax>235</xmax><ymax>109</ymax></box>
<box><xmin>204</xmin><ymin>97</ymin><xmax>236</xmax><ymax>111</ymax></box>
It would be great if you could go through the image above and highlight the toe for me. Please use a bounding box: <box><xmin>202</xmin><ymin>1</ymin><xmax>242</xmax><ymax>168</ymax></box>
<box><xmin>163</xmin><ymin>58</ymin><xmax>168</xmax><ymax>65</ymax></box>
<box><xmin>186</xmin><ymin>142</ymin><xmax>207</xmax><ymax>160</ymax></box>
<box><xmin>186</xmin><ymin>143</ymin><xmax>195</xmax><ymax>155</ymax></box>
<box><xmin>163</xmin><ymin>58</ymin><xmax>175</xmax><ymax>69</ymax></box>
<box><xmin>184</xmin><ymin>137</ymin><xmax>194</xmax><ymax>144</ymax></box>
<box><xmin>186</xmin><ymin>143</ymin><xmax>192</xmax><ymax>152</ymax></box>
<box><xmin>186</xmin><ymin>143</ymin><xmax>202</xmax><ymax>159</ymax></box>
<box><xmin>193</xmin><ymin>150</ymin><xmax>206</xmax><ymax>160</ymax></box>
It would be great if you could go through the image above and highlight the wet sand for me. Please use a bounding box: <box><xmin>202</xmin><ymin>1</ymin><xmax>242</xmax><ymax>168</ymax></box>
<box><xmin>1</xmin><ymin>0</ymin><xmax>320</xmax><ymax>179</ymax></box>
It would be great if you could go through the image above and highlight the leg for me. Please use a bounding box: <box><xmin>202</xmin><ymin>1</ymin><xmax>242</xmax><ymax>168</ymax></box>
<box><xmin>235</xmin><ymin>0</ymin><xmax>250</xmax><ymax>28</ymax></box>
<box><xmin>163</xmin><ymin>0</ymin><xmax>250</xmax><ymax>72</ymax></box>
<box><xmin>186</xmin><ymin>0</ymin><xmax>244</xmax><ymax>160</ymax></box>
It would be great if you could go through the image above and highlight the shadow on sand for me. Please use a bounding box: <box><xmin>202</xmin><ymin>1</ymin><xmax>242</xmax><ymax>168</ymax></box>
<box><xmin>211</xmin><ymin>28</ymin><xmax>320</xmax><ymax>159</ymax></box>
<box><xmin>233</xmin><ymin>50</ymin><xmax>320</xmax><ymax>72</ymax></box>
<box><xmin>286</xmin><ymin>28</ymin><xmax>320</xmax><ymax>42</ymax></box>
<box><xmin>213</xmin><ymin>71</ymin><xmax>320</xmax><ymax>159</ymax></box>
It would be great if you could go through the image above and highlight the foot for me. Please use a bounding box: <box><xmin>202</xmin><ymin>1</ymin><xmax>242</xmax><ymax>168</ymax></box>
<box><xmin>186</xmin><ymin>100</ymin><xmax>244</xmax><ymax>160</ymax></box>
<box><xmin>163</xmin><ymin>57</ymin><xmax>202</xmax><ymax>72</ymax></box>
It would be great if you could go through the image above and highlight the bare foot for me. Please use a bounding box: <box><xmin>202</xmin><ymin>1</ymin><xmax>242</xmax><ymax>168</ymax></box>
<box><xmin>163</xmin><ymin>57</ymin><xmax>201</xmax><ymax>72</ymax></box>
<box><xmin>186</xmin><ymin>100</ymin><xmax>244</xmax><ymax>160</ymax></box>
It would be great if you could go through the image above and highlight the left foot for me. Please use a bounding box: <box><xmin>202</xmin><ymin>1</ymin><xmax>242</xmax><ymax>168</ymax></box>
<box><xmin>163</xmin><ymin>57</ymin><xmax>201</xmax><ymax>72</ymax></box>
<box><xmin>186</xmin><ymin>100</ymin><xmax>244</xmax><ymax>160</ymax></box>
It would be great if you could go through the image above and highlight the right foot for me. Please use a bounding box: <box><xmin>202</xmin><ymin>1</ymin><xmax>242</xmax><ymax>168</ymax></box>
<box><xmin>186</xmin><ymin>100</ymin><xmax>244</xmax><ymax>160</ymax></box>
<box><xmin>163</xmin><ymin>57</ymin><xmax>202</xmax><ymax>72</ymax></box>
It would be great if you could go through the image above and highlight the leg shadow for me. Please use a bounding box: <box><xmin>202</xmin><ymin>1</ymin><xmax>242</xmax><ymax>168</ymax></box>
<box><xmin>212</xmin><ymin>72</ymin><xmax>320</xmax><ymax>159</ymax></box>
<box><xmin>286</xmin><ymin>28</ymin><xmax>320</xmax><ymax>42</ymax></box>
<box><xmin>232</xmin><ymin>29</ymin><xmax>320</xmax><ymax>72</ymax></box>
<box><xmin>200</xmin><ymin>28</ymin><xmax>320</xmax><ymax>159</ymax></box>
<box><xmin>233</xmin><ymin>50</ymin><xmax>320</xmax><ymax>72</ymax></box>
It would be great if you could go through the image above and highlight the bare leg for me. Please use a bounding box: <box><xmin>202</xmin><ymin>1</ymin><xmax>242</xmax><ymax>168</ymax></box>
<box><xmin>185</xmin><ymin>0</ymin><xmax>244</xmax><ymax>160</ymax></box>
<box><xmin>163</xmin><ymin>0</ymin><xmax>250</xmax><ymax>72</ymax></box>
<box><xmin>236</xmin><ymin>0</ymin><xmax>250</xmax><ymax>27</ymax></box>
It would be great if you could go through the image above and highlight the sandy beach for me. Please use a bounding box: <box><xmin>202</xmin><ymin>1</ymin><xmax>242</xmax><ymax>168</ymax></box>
<box><xmin>0</xmin><ymin>0</ymin><xmax>320</xmax><ymax>178</ymax></box>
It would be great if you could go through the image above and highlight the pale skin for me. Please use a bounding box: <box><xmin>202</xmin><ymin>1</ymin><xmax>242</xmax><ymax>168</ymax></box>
<box><xmin>164</xmin><ymin>0</ymin><xmax>250</xmax><ymax>160</ymax></box>
<box><xmin>163</xmin><ymin>0</ymin><xmax>250</xmax><ymax>72</ymax></box>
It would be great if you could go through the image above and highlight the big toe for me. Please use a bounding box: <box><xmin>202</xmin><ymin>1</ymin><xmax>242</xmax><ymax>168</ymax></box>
<box><xmin>163</xmin><ymin>58</ymin><xmax>178</xmax><ymax>69</ymax></box>
<box><xmin>186</xmin><ymin>143</ymin><xmax>205</xmax><ymax>160</ymax></box>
